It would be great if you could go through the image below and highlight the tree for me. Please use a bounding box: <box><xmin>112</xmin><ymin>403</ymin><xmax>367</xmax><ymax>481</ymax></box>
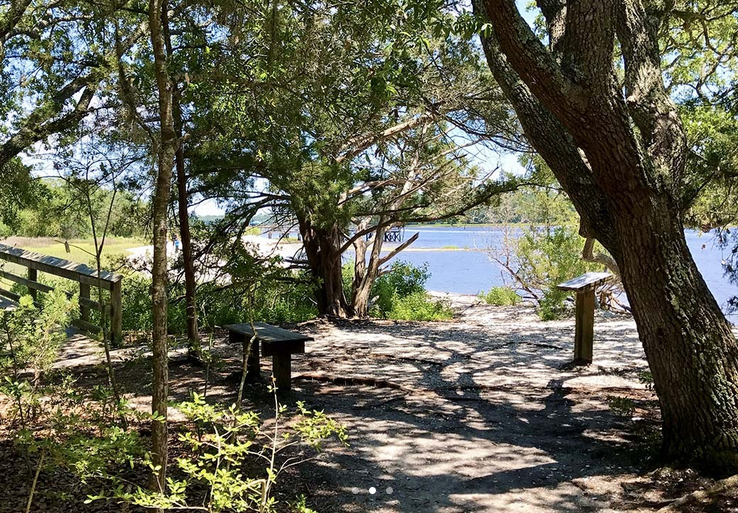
<box><xmin>474</xmin><ymin>0</ymin><xmax>738</xmax><ymax>469</ymax></box>
<box><xmin>181</xmin><ymin>0</ymin><xmax>524</xmax><ymax>317</ymax></box>
<box><xmin>148</xmin><ymin>0</ymin><xmax>177</xmax><ymax>495</ymax></box>
<box><xmin>0</xmin><ymin>0</ymin><xmax>149</xmax><ymax>181</ymax></box>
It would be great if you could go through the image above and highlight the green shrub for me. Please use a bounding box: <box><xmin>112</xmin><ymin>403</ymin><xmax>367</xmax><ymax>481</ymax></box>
<box><xmin>370</xmin><ymin>261</ymin><xmax>428</xmax><ymax>315</ymax></box>
<box><xmin>538</xmin><ymin>289</ymin><xmax>571</xmax><ymax>320</ymax></box>
<box><xmin>90</xmin><ymin>393</ymin><xmax>346</xmax><ymax>513</ymax></box>
<box><xmin>512</xmin><ymin>225</ymin><xmax>601</xmax><ymax>320</ymax></box>
<box><xmin>118</xmin><ymin>273</ymin><xmax>318</xmax><ymax>335</ymax></box>
<box><xmin>368</xmin><ymin>261</ymin><xmax>452</xmax><ymax>321</ymax></box>
<box><xmin>384</xmin><ymin>291</ymin><xmax>454</xmax><ymax>321</ymax></box>
<box><xmin>341</xmin><ymin>262</ymin><xmax>355</xmax><ymax>299</ymax></box>
<box><xmin>479</xmin><ymin>286</ymin><xmax>520</xmax><ymax>306</ymax></box>
<box><xmin>378</xmin><ymin>261</ymin><xmax>429</xmax><ymax>298</ymax></box>
<box><xmin>607</xmin><ymin>396</ymin><xmax>637</xmax><ymax>418</ymax></box>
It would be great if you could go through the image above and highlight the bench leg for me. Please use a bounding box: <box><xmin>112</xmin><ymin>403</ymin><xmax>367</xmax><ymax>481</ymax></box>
<box><xmin>245</xmin><ymin>336</ymin><xmax>261</xmax><ymax>382</ymax></box>
<box><xmin>229</xmin><ymin>331</ymin><xmax>261</xmax><ymax>382</ymax></box>
<box><xmin>272</xmin><ymin>352</ymin><xmax>291</xmax><ymax>393</ymax></box>
<box><xmin>574</xmin><ymin>289</ymin><xmax>595</xmax><ymax>364</ymax></box>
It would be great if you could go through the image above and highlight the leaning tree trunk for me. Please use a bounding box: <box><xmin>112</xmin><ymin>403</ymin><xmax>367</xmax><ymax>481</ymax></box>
<box><xmin>298</xmin><ymin>217</ymin><xmax>351</xmax><ymax>317</ymax></box>
<box><xmin>615</xmin><ymin>195</ymin><xmax>738</xmax><ymax>467</ymax></box>
<box><xmin>165</xmin><ymin>17</ymin><xmax>199</xmax><ymax>353</ymax></box>
<box><xmin>475</xmin><ymin>0</ymin><xmax>738</xmax><ymax>470</ymax></box>
<box><xmin>149</xmin><ymin>0</ymin><xmax>176</xmax><ymax>494</ymax></box>
<box><xmin>352</xmin><ymin>221</ymin><xmax>387</xmax><ymax>318</ymax></box>
<box><xmin>174</xmin><ymin>137</ymin><xmax>199</xmax><ymax>351</ymax></box>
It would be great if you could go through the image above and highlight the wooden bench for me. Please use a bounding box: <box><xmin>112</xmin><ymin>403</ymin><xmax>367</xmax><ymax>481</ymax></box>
<box><xmin>225</xmin><ymin>322</ymin><xmax>312</xmax><ymax>393</ymax></box>
<box><xmin>0</xmin><ymin>295</ymin><xmax>18</xmax><ymax>311</ymax></box>
<box><xmin>557</xmin><ymin>272</ymin><xmax>613</xmax><ymax>364</ymax></box>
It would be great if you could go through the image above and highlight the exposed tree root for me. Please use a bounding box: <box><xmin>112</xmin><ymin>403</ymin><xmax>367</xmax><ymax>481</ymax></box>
<box><xmin>656</xmin><ymin>474</ymin><xmax>738</xmax><ymax>512</ymax></box>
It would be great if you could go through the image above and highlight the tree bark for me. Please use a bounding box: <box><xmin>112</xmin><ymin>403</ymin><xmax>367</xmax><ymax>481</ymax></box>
<box><xmin>164</xmin><ymin>24</ymin><xmax>199</xmax><ymax>352</ymax></box>
<box><xmin>351</xmin><ymin>220</ymin><xmax>387</xmax><ymax>318</ymax></box>
<box><xmin>476</xmin><ymin>0</ymin><xmax>738</xmax><ymax>470</ymax></box>
<box><xmin>174</xmin><ymin>126</ymin><xmax>199</xmax><ymax>351</ymax></box>
<box><xmin>298</xmin><ymin>217</ymin><xmax>351</xmax><ymax>317</ymax></box>
<box><xmin>148</xmin><ymin>0</ymin><xmax>176</xmax><ymax>495</ymax></box>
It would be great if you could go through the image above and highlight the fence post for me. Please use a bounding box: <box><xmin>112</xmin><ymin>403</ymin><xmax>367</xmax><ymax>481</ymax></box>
<box><xmin>27</xmin><ymin>268</ymin><xmax>37</xmax><ymax>301</ymax></box>
<box><xmin>110</xmin><ymin>279</ymin><xmax>123</xmax><ymax>345</ymax></box>
<box><xmin>79</xmin><ymin>282</ymin><xmax>91</xmax><ymax>322</ymax></box>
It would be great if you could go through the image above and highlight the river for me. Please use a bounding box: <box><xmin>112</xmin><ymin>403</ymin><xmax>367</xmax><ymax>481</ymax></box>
<box><xmin>378</xmin><ymin>226</ymin><xmax>738</xmax><ymax>323</ymax></box>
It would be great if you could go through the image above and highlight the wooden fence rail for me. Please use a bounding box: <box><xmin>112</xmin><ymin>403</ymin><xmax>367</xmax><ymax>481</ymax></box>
<box><xmin>0</xmin><ymin>243</ymin><xmax>123</xmax><ymax>343</ymax></box>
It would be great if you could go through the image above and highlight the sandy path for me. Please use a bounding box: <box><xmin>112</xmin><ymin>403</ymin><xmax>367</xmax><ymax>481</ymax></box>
<box><xmin>53</xmin><ymin>296</ymin><xmax>713</xmax><ymax>512</ymax></box>
<box><xmin>280</xmin><ymin>301</ymin><xmax>652</xmax><ymax>512</ymax></box>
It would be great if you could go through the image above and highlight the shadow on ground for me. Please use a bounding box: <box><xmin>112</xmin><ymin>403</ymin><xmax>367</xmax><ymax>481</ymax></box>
<box><xmin>45</xmin><ymin>303</ymin><xmax>663</xmax><ymax>512</ymax></box>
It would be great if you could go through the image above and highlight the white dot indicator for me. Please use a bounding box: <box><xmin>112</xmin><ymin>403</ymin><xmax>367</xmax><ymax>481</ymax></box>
<box><xmin>386</xmin><ymin>487</ymin><xmax>394</xmax><ymax>495</ymax></box>
<box><xmin>369</xmin><ymin>487</ymin><xmax>377</xmax><ymax>495</ymax></box>
<box><xmin>351</xmin><ymin>487</ymin><xmax>359</xmax><ymax>495</ymax></box>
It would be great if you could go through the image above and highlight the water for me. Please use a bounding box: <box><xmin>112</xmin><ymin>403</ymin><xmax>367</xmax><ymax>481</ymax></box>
<box><xmin>378</xmin><ymin>226</ymin><xmax>738</xmax><ymax>323</ymax></box>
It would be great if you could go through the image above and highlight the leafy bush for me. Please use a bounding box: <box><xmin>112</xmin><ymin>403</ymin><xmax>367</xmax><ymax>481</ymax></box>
<box><xmin>369</xmin><ymin>261</ymin><xmax>452</xmax><ymax>321</ymax></box>
<box><xmin>371</xmin><ymin>261</ymin><xmax>429</xmax><ymax>315</ymax></box>
<box><xmin>490</xmin><ymin>225</ymin><xmax>602</xmax><ymax>320</ymax></box>
<box><xmin>0</xmin><ymin>290</ymin><xmax>77</xmax><ymax>382</ymax></box>
<box><xmin>383</xmin><ymin>291</ymin><xmax>454</xmax><ymax>321</ymax></box>
<box><xmin>117</xmin><ymin>272</ymin><xmax>318</xmax><ymax>335</ymax></box>
<box><xmin>377</xmin><ymin>261</ymin><xmax>429</xmax><ymax>298</ymax></box>
<box><xmin>607</xmin><ymin>396</ymin><xmax>637</xmax><ymax>418</ymax></box>
<box><xmin>479</xmin><ymin>286</ymin><xmax>520</xmax><ymax>306</ymax></box>
<box><xmin>93</xmin><ymin>393</ymin><xmax>347</xmax><ymax>513</ymax></box>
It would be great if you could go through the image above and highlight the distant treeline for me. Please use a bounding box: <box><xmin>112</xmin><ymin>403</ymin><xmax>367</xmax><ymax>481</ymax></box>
<box><xmin>417</xmin><ymin>186</ymin><xmax>578</xmax><ymax>226</ymax></box>
<box><xmin>0</xmin><ymin>179</ymin><xmax>149</xmax><ymax>239</ymax></box>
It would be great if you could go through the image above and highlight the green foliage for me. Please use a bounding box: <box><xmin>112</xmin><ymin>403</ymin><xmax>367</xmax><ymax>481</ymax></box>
<box><xmin>383</xmin><ymin>291</ymin><xmax>454</xmax><ymax>321</ymax></box>
<box><xmin>638</xmin><ymin>371</ymin><xmax>655</xmax><ymax>392</ymax></box>
<box><xmin>290</xmin><ymin>495</ymin><xmax>318</xmax><ymax>513</ymax></box>
<box><xmin>371</xmin><ymin>261</ymin><xmax>429</xmax><ymax>314</ymax></box>
<box><xmin>102</xmin><ymin>392</ymin><xmax>346</xmax><ymax>513</ymax></box>
<box><xmin>0</xmin><ymin>159</ymin><xmax>45</xmax><ymax>235</ymax></box>
<box><xmin>210</xmin><ymin>239</ymin><xmax>318</xmax><ymax>327</ymax></box>
<box><xmin>4</xmin><ymin>375</ymin><xmax>343</xmax><ymax>513</ymax></box>
<box><xmin>1</xmin><ymin>180</ymin><xmax>147</xmax><ymax>239</ymax></box>
<box><xmin>116</xmin><ymin>271</ymin><xmax>317</xmax><ymax>336</ymax></box>
<box><xmin>5</xmin><ymin>374</ymin><xmax>145</xmax><ymax>509</ymax></box>
<box><xmin>486</xmin><ymin>161</ymin><xmax>604</xmax><ymax>320</ymax></box>
<box><xmin>479</xmin><ymin>286</ymin><xmax>521</xmax><ymax>306</ymax></box>
<box><xmin>107</xmin><ymin>238</ymin><xmax>318</xmax><ymax>337</ymax></box>
<box><xmin>517</xmin><ymin>225</ymin><xmax>600</xmax><ymax>320</ymax></box>
<box><xmin>369</xmin><ymin>261</ymin><xmax>453</xmax><ymax>321</ymax></box>
<box><xmin>607</xmin><ymin>396</ymin><xmax>637</xmax><ymax>418</ymax></box>
<box><xmin>0</xmin><ymin>290</ymin><xmax>77</xmax><ymax>381</ymax></box>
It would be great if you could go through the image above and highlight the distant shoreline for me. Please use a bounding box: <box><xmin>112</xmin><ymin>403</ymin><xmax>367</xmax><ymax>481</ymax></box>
<box><xmin>404</xmin><ymin>223</ymin><xmax>526</xmax><ymax>229</ymax></box>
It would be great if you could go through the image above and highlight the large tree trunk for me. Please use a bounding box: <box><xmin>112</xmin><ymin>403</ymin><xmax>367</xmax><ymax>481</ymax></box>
<box><xmin>617</xmin><ymin>198</ymin><xmax>738</xmax><ymax>466</ymax></box>
<box><xmin>149</xmin><ymin>0</ymin><xmax>176</xmax><ymax>494</ymax></box>
<box><xmin>476</xmin><ymin>0</ymin><xmax>738</xmax><ymax>470</ymax></box>
<box><xmin>298</xmin><ymin>217</ymin><xmax>351</xmax><ymax>317</ymax></box>
<box><xmin>165</xmin><ymin>17</ymin><xmax>199</xmax><ymax>353</ymax></box>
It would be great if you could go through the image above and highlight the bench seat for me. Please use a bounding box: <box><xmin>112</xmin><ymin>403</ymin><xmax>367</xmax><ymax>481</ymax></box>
<box><xmin>225</xmin><ymin>322</ymin><xmax>313</xmax><ymax>392</ymax></box>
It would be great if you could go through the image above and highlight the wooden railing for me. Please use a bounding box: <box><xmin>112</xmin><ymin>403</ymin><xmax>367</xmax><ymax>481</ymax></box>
<box><xmin>0</xmin><ymin>243</ymin><xmax>123</xmax><ymax>343</ymax></box>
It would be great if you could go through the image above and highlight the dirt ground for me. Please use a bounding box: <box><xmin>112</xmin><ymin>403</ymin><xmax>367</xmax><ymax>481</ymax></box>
<box><xmin>2</xmin><ymin>294</ymin><xmax>737</xmax><ymax>512</ymax></box>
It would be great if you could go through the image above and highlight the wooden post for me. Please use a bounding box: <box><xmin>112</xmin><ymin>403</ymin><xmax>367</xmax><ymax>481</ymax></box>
<box><xmin>27</xmin><ymin>268</ymin><xmax>37</xmax><ymax>301</ymax></box>
<box><xmin>245</xmin><ymin>335</ymin><xmax>260</xmax><ymax>381</ymax></box>
<box><xmin>272</xmin><ymin>352</ymin><xmax>292</xmax><ymax>393</ymax></box>
<box><xmin>110</xmin><ymin>279</ymin><xmax>123</xmax><ymax>345</ymax></box>
<box><xmin>79</xmin><ymin>282</ymin><xmax>91</xmax><ymax>322</ymax></box>
<box><xmin>574</xmin><ymin>288</ymin><xmax>595</xmax><ymax>364</ymax></box>
<box><xmin>557</xmin><ymin>272</ymin><xmax>612</xmax><ymax>366</ymax></box>
<box><xmin>229</xmin><ymin>330</ymin><xmax>261</xmax><ymax>381</ymax></box>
